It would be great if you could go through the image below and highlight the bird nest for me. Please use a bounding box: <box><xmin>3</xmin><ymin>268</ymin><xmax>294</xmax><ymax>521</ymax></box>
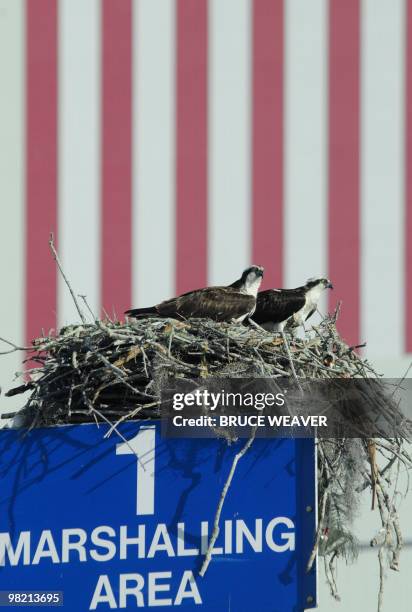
<box><xmin>1</xmin><ymin>306</ymin><xmax>411</xmax><ymax>607</ymax></box>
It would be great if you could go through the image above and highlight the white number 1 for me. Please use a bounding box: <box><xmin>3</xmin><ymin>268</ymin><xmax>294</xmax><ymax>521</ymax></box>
<box><xmin>116</xmin><ymin>426</ymin><xmax>156</xmax><ymax>516</ymax></box>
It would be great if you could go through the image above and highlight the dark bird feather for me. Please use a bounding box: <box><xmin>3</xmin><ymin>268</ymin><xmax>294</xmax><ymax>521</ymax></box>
<box><xmin>253</xmin><ymin>278</ymin><xmax>333</xmax><ymax>331</ymax></box>
<box><xmin>254</xmin><ymin>289</ymin><xmax>306</xmax><ymax>327</ymax></box>
<box><xmin>125</xmin><ymin>266</ymin><xmax>264</xmax><ymax>323</ymax></box>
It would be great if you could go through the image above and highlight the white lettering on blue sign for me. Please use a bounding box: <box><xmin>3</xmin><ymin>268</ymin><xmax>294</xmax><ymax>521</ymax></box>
<box><xmin>89</xmin><ymin>570</ymin><xmax>202</xmax><ymax>609</ymax></box>
<box><xmin>0</xmin><ymin>518</ymin><xmax>295</xmax><ymax>567</ymax></box>
<box><xmin>0</xmin><ymin>429</ymin><xmax>300</xmax><ymax>609</ymax></box>
<box><xmin>116</xmin><ymin>426</ymin><xmax>156</xmax><ymax>516</ymax></box>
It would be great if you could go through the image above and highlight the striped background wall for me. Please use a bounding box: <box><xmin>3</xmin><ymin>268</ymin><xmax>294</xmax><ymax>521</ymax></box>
<box><xmin>0</xmin><ymin>0</ymin><xmax>411</xmax><ymax>408</ymax></box>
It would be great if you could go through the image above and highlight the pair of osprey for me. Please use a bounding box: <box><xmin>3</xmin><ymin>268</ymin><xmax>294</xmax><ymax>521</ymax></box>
<box><xmin>125</xmin><ymin>265</ymin><xmax>333</xmax><ymax>333</ymax></box>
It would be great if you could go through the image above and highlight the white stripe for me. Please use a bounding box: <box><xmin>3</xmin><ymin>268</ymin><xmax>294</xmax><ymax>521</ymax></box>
<box><xmin>0</xmin><ymin>0</ymin><xmax>25</xmax><ymax>415</ymax></box>
<box><xmin>284</xmin><ymin>0</ymin><xmax>328</xmax><ymax>315</ymax></box>
<box><xmin>58</xmin><ymin>0</ymin><xmax>101</xmax><ymax>325</ymax></box>
<box><xmin>361</xmin><ymin>0</ymin><xmax>405</xmax><ymax>358</ymax></box>
<box><xmin>208</xmin><ymin>0</ymin><xmax>251</xmax><ymax>285</ymax></box>
<box><xmin>133</xmin><ymin>0</ymin><xmax>175</xmax><ymax>306</ymax></box>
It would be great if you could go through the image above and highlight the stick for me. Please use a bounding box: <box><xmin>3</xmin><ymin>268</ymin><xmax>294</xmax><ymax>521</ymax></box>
<box><xmin>377</xmin><ymin>547</ymin><xmax>385</xmax><ymax>612</ymax></box>
<box><xmin>307</xmin><ymin>488</ymin><xmax>328</xmax><ymax>572</ymax></box>
<box><xmin>79</xmin><ymin>294</ymin><xmax>98</xmax><ymax>322</ymax></box>
<box><xmin>49</xmin><ymin>233</ymin><xmax>87</xmax><ymax>325</ymax></box>
<box><xmin>90</xmin><ymin>407</ymin><xmax>146</xmax><ymax>471</ymax></box>
<box><xmin>368</xmin><ymin>439</ymin><xmax>378</xmax><ymax>510</ymax></box>
<box><xmin>199</xmin><ymin>430</ymin><xmax>256</xmax><ymax>576</ymax></box>
<box><xmin>328</xmin><ymin>552</ymin><xmax>340</xmax><ymax>601</ymax></box>
<box><xmin>0</xmin><ymin>336</ymin><xmax>31</xmax><ymax>351</ymax></box>
<box><xmin>281</xmin><ymin>331</ymin><xmax>303</xmax><ymax>392</ymax></box>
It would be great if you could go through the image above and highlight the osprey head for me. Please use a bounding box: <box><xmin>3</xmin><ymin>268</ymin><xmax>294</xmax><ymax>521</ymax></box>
<box><xmin>241</xmin><ymin>265</ymin><xmax>264</xmax><ymax>295</ymax></box>
<box><xmin>306</xmin><ymin>277</ymin><xmax>333</xmax><ymax>291</ymax></box>
<box><xmin>242</xmin><ymin>265</ymin><xmax>264</xmax><ymax>283</ymax></box>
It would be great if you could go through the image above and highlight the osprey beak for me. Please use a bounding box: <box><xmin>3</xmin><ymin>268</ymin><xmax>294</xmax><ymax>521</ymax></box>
<box><xmin>327</xmin><ymin>281</ymin><xmax>334</xmax><ymax>290</ymax></box>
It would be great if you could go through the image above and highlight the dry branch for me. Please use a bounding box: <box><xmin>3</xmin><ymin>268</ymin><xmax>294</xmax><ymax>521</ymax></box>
<box><xmin>199</xmin><ymin>429</ymin><xmax>256</xmax><ymax>577</ymax></box>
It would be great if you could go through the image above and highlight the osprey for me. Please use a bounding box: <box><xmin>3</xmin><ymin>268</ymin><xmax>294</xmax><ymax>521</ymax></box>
<box><xmin>125</xmin><ymin>265</ymin><xmax>264</xmax><ymax>323</ymax></box>
<box><xmin>253</xmin><ymin>277</ymin><xmax>333</xmax><ymax>332</ymax></box>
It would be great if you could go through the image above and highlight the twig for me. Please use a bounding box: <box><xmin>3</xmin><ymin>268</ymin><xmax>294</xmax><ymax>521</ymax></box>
<box><xmin>377</xmin><ymin>547</ymin><xmax>385</xmax><ymax>612</ymax></box>
<box><xmin>281</xmin><ymin>331</ymin><xmax>303</xmax><ymax>393</ymax></box>
<box><xmin>79</xmin><ymin>294</ymin><xmax>98</xmax><ymax>322</ymax></box>
<box><xmin>0</xmin><ymin>336</ymin><xmax>31</xmax><ymax>351</ymax></box>
<box><xmin>307</xmin><ymin>489</ymin><xmax>328</xmax><ymax>572</ymax></box>
<box><xmin>199</xmin><ymin>429</ymin><xmax>256</xmax><ymax>576</ymax></box>
<box><xmin>49</xmin><ymin>233</ymin><xmax>87</xmax><ymax>324</ymax></box>
<box><xmin>90</xmin><ymin>407</ymin><xmax>146</xmax><ymax>470</ymax></box>
<box><xmin>328</xmin><ymin>552</ymin><xmax>340</xmax><ymax>601</ymax></box>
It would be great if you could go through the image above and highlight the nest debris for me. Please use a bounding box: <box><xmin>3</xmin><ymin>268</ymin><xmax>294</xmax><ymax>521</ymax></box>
<box><xmin>1</xmin><ymin>305</ymin><xmax>411</xmax><ymax>609</ymax></box>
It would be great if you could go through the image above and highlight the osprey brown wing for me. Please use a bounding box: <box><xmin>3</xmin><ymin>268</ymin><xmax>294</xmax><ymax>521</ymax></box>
<box><xmin>254</xmin><ymin>289</ymin><xmax>306</xmax><ymax>325</ymax></box>
<box><xmin>156</xmin><ymin>287</ymin><xmax>255</xmax><ymax>321</ymax></box>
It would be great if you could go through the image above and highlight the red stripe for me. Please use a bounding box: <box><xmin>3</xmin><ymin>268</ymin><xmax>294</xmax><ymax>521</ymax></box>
<box><xmin>252</xmin><ymin>0</ymin><xmax>284</xmax><ymax>289</ymax></box>
<box><xmin>406</xmin><ymin>1</ymin><xmax>412</xmax><ymax>352</ymax></box>
<box><xmin>328</xmin><ymin>0</ymin><xmax>360</xmax><ymax>346</ymax></box>
<box><xmin>176</xmin><ymin>0</ymin><xmax>208</xmax><ymax>294</ymax></box>
<box><xmin>101</xmin><ymin>0</ymin><xmax>132</xmax><ymax>317</ymax></box>
<box><xmin>26</xmin><ymin>0</ymin><xmax>58</xmax><ymax>344</ymax></box>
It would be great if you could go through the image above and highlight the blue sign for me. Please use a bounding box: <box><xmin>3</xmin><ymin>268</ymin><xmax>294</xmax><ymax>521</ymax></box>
<box><xmin>0</xmin><ymin>422</ymin><xmax>317</xmax><ymax>611</ymax></box>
